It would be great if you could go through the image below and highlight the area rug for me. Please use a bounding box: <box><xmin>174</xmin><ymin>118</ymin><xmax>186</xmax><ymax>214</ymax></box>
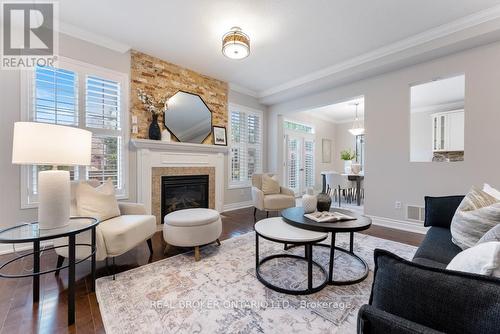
<box><xmin>96</xmin><ymin>232</ymin><xmax>416</xmax><ymax>334</ymax></box>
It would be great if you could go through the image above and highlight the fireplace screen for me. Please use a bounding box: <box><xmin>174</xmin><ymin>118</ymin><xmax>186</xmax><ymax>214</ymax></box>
<box><xmin>161</xmin><ymin>175</ymin><xmax>209</xmax><ymax>219</ymax></box>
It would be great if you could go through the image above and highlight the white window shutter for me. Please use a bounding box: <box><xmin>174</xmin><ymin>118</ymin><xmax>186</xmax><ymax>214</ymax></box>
<box><xmin>229</xmin><ymin>106</ymin><xmax>263</xmax><ymax>187</ymax></box>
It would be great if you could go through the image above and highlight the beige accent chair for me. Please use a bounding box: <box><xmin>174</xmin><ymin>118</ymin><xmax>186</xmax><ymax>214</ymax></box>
<box><xmin>251</xmin><ymin>174</ymin><xmax>296</xmax><ymax>218</ymax></box>
<box><xmin>54</xmin><ymin>180</ymin><xmax>157</xmax><ymax>278</ymax></box>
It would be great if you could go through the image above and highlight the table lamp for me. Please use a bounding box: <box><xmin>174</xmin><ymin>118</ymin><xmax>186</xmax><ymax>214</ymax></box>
<box><xmin>12</xmin><ymin>122</ymin><xmax>92</xmax><ymax>229</ymax></box>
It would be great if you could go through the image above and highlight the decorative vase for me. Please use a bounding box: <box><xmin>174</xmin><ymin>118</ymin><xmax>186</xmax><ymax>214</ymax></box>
<box><xmin>344</xmin><ymin>160</ymin><xmax>352</xmax><ymax>174</ymax></box>
<box><xmin>161</xmin><ymin>129</ymin><xmax>171</xmax><ymax>142</ymax></box>
<box><xmin>302</xmin><ymin>188</ymin><xmax>317</xmax><ymax>213</ymax></box>
<box><xmin>316</xmin><ymin>192</ymin><xmax>332</xmax><ymax>212</ymax></box>
<box><xmin>149</xmin><ymin>114</ymin><xmax>161</xmax><ymax>140</ymax></box>
<box><xmin>351</xmin><ymin>163</ymin><xmax>361</xmax><ymax>175</ymax></box>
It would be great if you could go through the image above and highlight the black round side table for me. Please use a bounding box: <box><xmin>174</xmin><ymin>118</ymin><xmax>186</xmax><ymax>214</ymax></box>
<box><xmin>281</xmin><ymin>207</ymin><xmax>372</xmax><ymax>285</ymax></box>
<box><xmin>0</xmin><ymin>217</ymin><xmax>99</xmax><ymax>326</ymax></box>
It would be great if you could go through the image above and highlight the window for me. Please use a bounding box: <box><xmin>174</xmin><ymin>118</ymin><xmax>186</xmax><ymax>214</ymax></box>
<box><xmin>21</xmin><ymin>58</ymin><xmax>129</xmax><ymax>207</ymax></box>
<box><xmin>283</xmin><ymin>120</ymin><xmax>314</xmax><ymax>134</ymax></box>
<box><xmin>229</xmin><ymin>105</ymin><xmax>263</xmax><ymax>188</ymax></box>
<box><xmin>356</xmin><ymin>134</ymin><xmax>365</xmax><ymax>169</ymax></box>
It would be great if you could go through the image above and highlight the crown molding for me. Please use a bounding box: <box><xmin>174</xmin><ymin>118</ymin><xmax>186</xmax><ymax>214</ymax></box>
<box><xmin>258</xmin><ymin>4</ymin><xmax>500</xmax><ymax>100</ymax></box>
<box><xmin>59</xmin><ymin>22</ymin><xmax>131</xmax><ymax>53</ymax></box>
<box><xmin>229</xmin><ymin>83</ymin><xmax>259</xmax><ymax>98</ymax></box>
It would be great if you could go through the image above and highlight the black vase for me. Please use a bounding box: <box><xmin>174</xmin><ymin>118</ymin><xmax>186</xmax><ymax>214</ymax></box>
<box><xmin>316</xmin><ymin>192</ymin><xmax>332</xmax><ymax>212</ymax></box>
<box><xmin>149</xmin><ymin>114</ymin><xmax>161</xmax><ymax>140</ymax></box>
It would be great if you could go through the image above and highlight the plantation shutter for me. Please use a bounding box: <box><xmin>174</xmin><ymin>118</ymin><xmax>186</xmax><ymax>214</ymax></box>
<box><xmin>230</xmin><ymin>107</ymin><xmax>262</xmax><ymax>187</ymax></box>
<box><xmin>304</xmin><ymin>139</ymin><xmax>314</xmax><ymax>188</ymax></box>
<box><xmin>31</xmin><ymin>66</ymin><xmax>78</xmax><ymax>195</ymax></box>
<box><xmin>85</xmin><ymin>75</ymin><xmax>121</xmax><ymax>130</ymax></box>
<box><xmin>85</xmin><ymin>75</ymin><xmax>123</xmax><ymax>190</ymax></box>
<box><xmin>34</xmin><ymin>65</ymin><xmax>78</xmax><ymax>125</ymax></box>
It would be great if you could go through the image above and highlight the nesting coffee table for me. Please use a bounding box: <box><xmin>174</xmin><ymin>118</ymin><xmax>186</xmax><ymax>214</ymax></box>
<box><xmin>281</xmin><ymin>207</ymin><xmax>372</xmax><ymax>285</ymax></box>
<box><xmin>254</xmin><ymin>217</ymin><xmax>329</xmax><ymax>295</ymax></box>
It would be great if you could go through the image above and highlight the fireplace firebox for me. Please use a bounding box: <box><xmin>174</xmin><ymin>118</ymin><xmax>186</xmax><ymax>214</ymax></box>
<box><xmin>161</xmin><ymin>175</ymin><xmax>209</xmax><ymax>221</ymax></box>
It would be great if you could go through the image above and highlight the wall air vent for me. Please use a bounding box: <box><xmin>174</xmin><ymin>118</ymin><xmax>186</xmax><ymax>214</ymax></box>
<box><xmin>407</xmin><ymin>205</ymin><xmax>425</xmax><ymax>223</ymax></box>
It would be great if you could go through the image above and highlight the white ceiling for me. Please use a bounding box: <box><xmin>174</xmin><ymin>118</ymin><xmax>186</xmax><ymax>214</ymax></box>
<box><xmin>58</xmin><ymin>0</ymin><xmax>500</xmax><ymax>103</ymax></box>
<box><xmin>297</xmin><ymin>97</ymin><xmax>365</xmax><ymax>123</ymax></box>
<box><xmin>411</xmin><ymin>75</ymin><xmax>465</xmax><ymax>112</ymax></box>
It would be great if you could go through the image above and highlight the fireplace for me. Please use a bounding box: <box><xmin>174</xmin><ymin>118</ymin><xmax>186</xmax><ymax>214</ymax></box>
<box><xmin>161</xmin><ymin>175</ymin><xmax>209</xmax><ymax>220</ymax></box>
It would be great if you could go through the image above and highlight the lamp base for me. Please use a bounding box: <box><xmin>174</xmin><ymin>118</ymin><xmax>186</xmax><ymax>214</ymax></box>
<box><xmin>38</xmin><ymin>170</ymin><xmax>71</xmax><ymax>230</ymax></box>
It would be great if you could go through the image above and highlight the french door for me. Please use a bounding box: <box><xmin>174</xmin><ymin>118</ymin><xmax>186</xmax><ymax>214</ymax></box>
<box><xmin>285</xmin><ymin>134</ymin><xmax>315</xmax><ymax>195</ymax></box>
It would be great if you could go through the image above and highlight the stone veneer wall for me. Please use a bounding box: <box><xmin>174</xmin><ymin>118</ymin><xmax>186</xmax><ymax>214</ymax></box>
<box><xmin>152</xmin><ymin>167</ymin><xmax>216</xmax><ymax>224</ymax></box>
<box><xmin>130</xmin><ymin>50</ymin><xmax>228</xmax><ymax>143</ymax></box>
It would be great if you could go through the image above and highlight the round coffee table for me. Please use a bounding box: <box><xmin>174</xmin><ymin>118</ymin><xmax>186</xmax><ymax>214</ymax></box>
<box><xmin>254</xmin><ymin>217</ymin><xmax>328</xmax><ymax>295</ymax></box>
<box><xmin>281</xmin><ymin>207</ymin><xmax>372</xmax><ymax>285</ymax></box>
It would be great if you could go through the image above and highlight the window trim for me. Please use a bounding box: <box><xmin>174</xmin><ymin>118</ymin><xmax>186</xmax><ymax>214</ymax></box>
<box><xmin>20</xmin><ymin>56</ymin><xmax>129</xmax><ymax>209</ymax></box>
<box><xmin>227</xmin><ymin>103</ymin><xmax>264</xmax><ymax>189</ymax></box>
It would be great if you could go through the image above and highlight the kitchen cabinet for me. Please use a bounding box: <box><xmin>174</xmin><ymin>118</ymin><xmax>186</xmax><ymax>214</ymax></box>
<box><xmin>432</xmin><ymin>110</ymin><xmax>464</xmax><ymax>152</ymax></box>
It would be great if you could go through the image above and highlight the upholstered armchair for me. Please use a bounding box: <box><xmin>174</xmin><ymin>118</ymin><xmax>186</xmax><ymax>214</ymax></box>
<box><xmin>251</xmin><ymin>174</ymin><xmax>296</xmax><ymax>217</ymax></box>
<box><xmin>54</xmin><ymin>181</ymin><xmax>157</xmax><ymax>278</ymax></box>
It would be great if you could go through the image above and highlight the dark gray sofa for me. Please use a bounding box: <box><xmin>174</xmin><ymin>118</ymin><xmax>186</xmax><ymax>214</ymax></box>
<box><xmin>411</xmin><ymin>195</ymin><xmax>464</xmax><ymax>268</ymax></box>
<box><xmin>357</xmin><ymin>196</ymin><xmax>500</xmax><ymax>334</ymax></box>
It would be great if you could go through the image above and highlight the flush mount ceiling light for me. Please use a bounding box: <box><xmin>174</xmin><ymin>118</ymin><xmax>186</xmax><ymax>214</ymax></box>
<box><xmin>349</xmin><ymin>103</ymin><xmax>365</xmax><ymax>136</ymax></box>
<box><xmin>222</xmin><ymin>26</ymin><xmax>250</xmax><ymax>60</ymax></box>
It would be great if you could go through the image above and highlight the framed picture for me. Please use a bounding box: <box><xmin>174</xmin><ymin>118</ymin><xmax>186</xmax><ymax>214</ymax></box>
<box><xmin>213</xmin><ymin>126</ymin><xmax>227</xmax><ymax>146</ymax></box>
<box><xmin>322</xmin><ymin>138</ymin><xmax>332</xmax><ymax>163</ymax></box>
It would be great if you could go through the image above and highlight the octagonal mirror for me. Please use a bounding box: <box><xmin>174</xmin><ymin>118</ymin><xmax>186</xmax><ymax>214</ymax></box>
<box><xmin>164</xmin><ymin>91</ymin><xmax>212</xmax><ymax>143</ymax></box>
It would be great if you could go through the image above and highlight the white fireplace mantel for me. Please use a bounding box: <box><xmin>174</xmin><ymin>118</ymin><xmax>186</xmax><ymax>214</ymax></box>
<box><xmin>131</xmin><ymin>139</ymin><xmax>228</xmax><ymax>154</ymax></box>
<box><xmin>131</xmin><ymin>139</ymin><xmax>227</xmax><ymax>215</ymax></box>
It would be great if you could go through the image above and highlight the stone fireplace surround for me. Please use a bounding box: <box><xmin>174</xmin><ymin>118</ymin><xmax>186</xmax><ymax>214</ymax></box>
<box><xmin>153</xmin><ymin>168</ymin><xmax>214</xmax><ymax>225</ymax></box>
<box><xmin>132</xmin><ymin>139</ymin><xmax>227</xmax><ymax>224</ymax></box>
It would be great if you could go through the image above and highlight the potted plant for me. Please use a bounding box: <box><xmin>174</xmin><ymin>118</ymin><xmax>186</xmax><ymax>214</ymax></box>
<box><xmin>137</xmin><ymin>88</ymin><xmax>166</xmax><ymax>140</ymax></box>
<box><xmin>340</xmin><ymin>149</ymin><xmax>356</xmax><ymax>174</ymax></box>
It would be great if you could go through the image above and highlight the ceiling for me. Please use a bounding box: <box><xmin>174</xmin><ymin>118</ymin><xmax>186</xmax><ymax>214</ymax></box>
<box><xmin>297</xmin><ymin>97</ymin><xmax>364</xmax><ymax>124</ymax></box>
<box><xmin>411</xmin><ymin>75</ymin><xmax>465</xmax><ymax>112</ymax></box>
<box><xmin>58</xmin><ymin>0</ymin><xmax>500</xmax><ymax>104</ymax></box>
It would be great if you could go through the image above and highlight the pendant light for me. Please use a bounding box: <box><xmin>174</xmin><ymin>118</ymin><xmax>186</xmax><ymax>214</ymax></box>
<box><xmin>222</xmin><ymin>27</ymin><xmax>250</xmax><ymax>60</ymax></box>
<box><xmin>348</xmin><ymin>103</ymin><xmax>365</xmax><ymax>136</ymax></box>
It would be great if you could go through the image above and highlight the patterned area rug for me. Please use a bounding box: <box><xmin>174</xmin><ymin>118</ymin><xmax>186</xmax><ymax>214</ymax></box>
<box><xmin>96</xmin><ymin>232</ymin><xmax>416</xmax><ymax>334</ymax></box>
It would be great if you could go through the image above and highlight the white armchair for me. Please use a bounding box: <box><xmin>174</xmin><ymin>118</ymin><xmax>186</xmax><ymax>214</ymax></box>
<box><xmin>251</xmin><ymin>174</ymin><xmax>296</xmax><ymax>218</ymax></box>
<box><xmin>54</xmin><ymin>181</ymin><xmax>157</xmax><ymax>278</ymax></box>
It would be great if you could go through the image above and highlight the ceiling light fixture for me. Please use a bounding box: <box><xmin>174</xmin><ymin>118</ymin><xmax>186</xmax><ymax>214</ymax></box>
<box><xmin>222</xmin><ymin>26</ymin><xmax>250</xmax><ymax>60</ymax></box>
<box><xmin>349</xmin><ymin>103</ymin><xmax>365</xmax><ymax>136</ymax></box>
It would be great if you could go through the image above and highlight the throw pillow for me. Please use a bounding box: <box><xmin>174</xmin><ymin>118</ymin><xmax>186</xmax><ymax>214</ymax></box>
<box><xmin>261</xmin><ymin>174</ymin><xmax>280</xmax><ymax>195</ymax></box>
<box><xmin>483</xmin><ymin>183</ymin><xmax>500</xmax><ymax>200</ymax></box>
<box><xmin>450</xmin><ymin>187</ymin><xmax>500</xmax><ymax>249</ymax></box>
<box><xmin>76</xmin><ymin>180</ymin><xmax>120</xmax><ymax>221</ymax></box>
<box><xmin>478</xmin><ymin>224</ymin><xmax>500</xmax><ymax>244</ymax></box>
<box><xmin>446</xmin><ymin>242</ymin><xmax>500</xmax><ymax>278</ymax></box>
<box><xmin>424</xmin><ymin>195</ymin><xmax>464</xmax><ymax>228</ymax></box>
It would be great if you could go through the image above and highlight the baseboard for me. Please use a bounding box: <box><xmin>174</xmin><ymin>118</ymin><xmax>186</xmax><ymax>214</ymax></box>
<box><xmin>368</xmin><ymin>215</ymin><xmax>428</xmax><ymax>235</ymax></box>
<box><xmin>223</xmin><ymin>200</ymin><xmax>254</xmax><ymax>212</ymax></box>
<box><xmin>0</xmin><ymin>241</ymin><xmax>54</xmax><ymax>255</ymax></box>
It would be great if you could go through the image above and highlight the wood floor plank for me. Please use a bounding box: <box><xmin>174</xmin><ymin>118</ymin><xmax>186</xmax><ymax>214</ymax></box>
<box><xmin>0</xmin><ymin>207</ymin><xmax>424</xmax><ymax>333</ymax></box>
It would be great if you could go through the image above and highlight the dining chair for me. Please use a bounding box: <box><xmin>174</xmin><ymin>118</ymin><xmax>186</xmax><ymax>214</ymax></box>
<box><xmin>325</xmin><ymin>172</ymin><xmax>353</xmax><ymax>207</ymax></box>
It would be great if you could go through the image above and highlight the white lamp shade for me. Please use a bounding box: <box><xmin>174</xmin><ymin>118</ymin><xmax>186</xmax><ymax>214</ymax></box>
<box><xmin>12</xmin><ymin>122</ymin><xmax>92</xmax><ymax>166</ymax></box>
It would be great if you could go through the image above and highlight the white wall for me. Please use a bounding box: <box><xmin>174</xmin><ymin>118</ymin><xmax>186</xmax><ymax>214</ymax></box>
<box><xmin>0</xmin><ymin>33</ymin><xmax>131</xmax><ymax>229</ymax></box>
<box><xmin>268</xmin><ymin>41</ymin><xmax>500</xmax><ymax>222</ymax></box>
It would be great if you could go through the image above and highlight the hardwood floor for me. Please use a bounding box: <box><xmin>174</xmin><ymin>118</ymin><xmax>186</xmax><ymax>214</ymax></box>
<box><xmin>0</xmin><ymin>207</ymin><xmax>424</xmax><ymax>334</ymax></box>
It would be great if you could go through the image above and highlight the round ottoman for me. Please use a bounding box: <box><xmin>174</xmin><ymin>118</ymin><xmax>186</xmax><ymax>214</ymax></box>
<box><xmin>163</xmin><ymin>208</ymin><xmax>222</xmax><ymax>261</ymax></box>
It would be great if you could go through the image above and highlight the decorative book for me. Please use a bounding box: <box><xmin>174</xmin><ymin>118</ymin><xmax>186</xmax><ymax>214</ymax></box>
<box><xmin>304</xmin><ymin>211</ymin><xmax>356</xmax><ymax>223</ymax></box>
